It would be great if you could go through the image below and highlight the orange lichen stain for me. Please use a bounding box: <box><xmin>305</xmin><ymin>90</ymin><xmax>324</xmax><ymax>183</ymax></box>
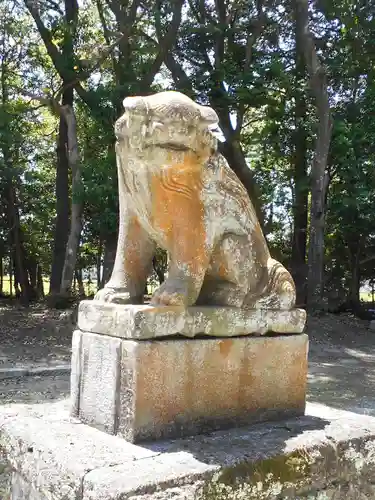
<box><xmin>132</xmin><ymin>337</ymin><xmax>308</xmax><ymax>436</ymax></box>
<box><xmin>218</xmin><ymin>262</ymin><xmax>228</xmax><ymax>279</ymax></box>
<box><xmin>219</xmin><ymin>339</ymin><xmax>233</xmax><ymax>358</ymax></box>
<box><xmin>151</xmin><ymin>151</ymin><xmax>208</xmax><ymax>277</ymax></box>
<box><xmin>123</xmin><ymin>215</ymin><xmax>148</xmax><ymax>281</ymax></box>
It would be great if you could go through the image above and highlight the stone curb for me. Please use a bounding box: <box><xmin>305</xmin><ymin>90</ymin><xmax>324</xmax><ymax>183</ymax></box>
<box><xmin>2</xmin><ymin>401</ymin><xmax>375</xmax><ymax>499</ymax></box>
<box><xmin>0</xmin><ymin>365</ymin><xmax>71</xmax><ymax>380</ymax></box>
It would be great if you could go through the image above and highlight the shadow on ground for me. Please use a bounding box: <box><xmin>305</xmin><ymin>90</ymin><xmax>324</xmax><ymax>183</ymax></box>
<box><xmin>0</xmin><ymin>303</ymin><xmax>73</xmax><ymax>369</ymax></box>
<box><xmin>307</xmin><ymin>313</ymin><xmax>375</xmax><ymax>415</ymax></box>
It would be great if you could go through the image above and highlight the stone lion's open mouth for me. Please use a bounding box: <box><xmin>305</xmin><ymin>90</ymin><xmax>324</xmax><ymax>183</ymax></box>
<box><xmin>148</xmin><ymin>142</ymin><xmax>192</xmax><ymax>152</ymax></box>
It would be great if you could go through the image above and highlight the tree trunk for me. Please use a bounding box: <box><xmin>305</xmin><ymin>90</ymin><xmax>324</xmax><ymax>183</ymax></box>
<box><xmin>9</xmin><ymin>256</ymin><xmax>12</xmax><ymax>297</ymax></box>
<box><xmin>349</xmin><ymin>253</ymin><xmax>360</xmax><ymax>304</ymax></box>
<box><xmin>49</xmin><ymin>0</ymin><xmax>77</xmax><ymax>294</ymax></box>
<box><xmin>96</xmin><ymin>239</ymin><xmax>103</xmax><ymax>289</ymax></box>
<box><xmin>290</xmin><ymin>0</ymin><xmax>308</xmax><ymax>306</ymax></box>
<box><xmin>28</xmin><ymin>257</ymin><xmax>37</xmax><ymax>292</ymax></box>
<box><xmin>0</xmin><ymin>257</ymin><xmax>3</xmax><ymax>294</ymax></box>
<box><xmin>60</xmin><ymin>105</ymin><xmax>83</xmax><ymax>295</ymax></box>
<box><xmin>12</xmin><ymin>257</ymin><xmax>21</xmax><ymax>299</ymax></box>
<box><xmin>1</xmin><ymin>42</ymin><xmax>31</xmax><ymax>305</ymax></box>
<box><xmin>347</xmin><ymin>236</ymin><xmax>362</xmax><ymax>304</ymax></box>
<box><xmin>8</xmin><ymin>183</ymin><xmax>32</xmax><ymax>305</ymax></box>
<box><xmin>219</xmin><ymin>140</ymin><xmax>264</xmax><ymax>226</ymax></box>
<box><xmin>101</xmin><ymin>233</ymin><xmax>117</xmax><ymax>287</ymax></box>
<box><xmin>37</xmin><ymin>265</ymin><xmax>45</xmax><ymax>298</ymax></box>
<box><xmin>75</xmin><ymin>269</ymin><xmax>85</xmax><ymax>297</ymax></box>
<box><xmin>296</xmin><ymin>0</ymin><xmax>332</xmax><ymax>311</ymax></box>
<box><xmin>49</xmin><ymin>89</ymin><xmax>72</xmax><ymax>294</ymax></box>
<box><xmin>152</xmin><ymin>256</ymin><xmax>165</xmax><ymax>285</ymax></box>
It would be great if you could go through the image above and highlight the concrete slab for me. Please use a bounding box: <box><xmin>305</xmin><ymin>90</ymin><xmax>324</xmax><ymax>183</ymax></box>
<box><xmin>2</xmin><ymin>401</ymin><xmax>375</xmax><ymax>499</ymax></box>
<box><xmin>71</xmin><ymin>332</ymin><xmax>308</xmax><ymax>442</ymax></box>
<box><xmin>78</xmin><ymin>301</ymin><xmax>307</xmax><ymax>339</ymax></box>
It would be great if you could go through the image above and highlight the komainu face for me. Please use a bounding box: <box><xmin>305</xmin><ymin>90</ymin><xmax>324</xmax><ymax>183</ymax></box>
<box><xmin>95</xmin><ymin>91</ymin><xmax>297</xmax><ymax>311</ymax></box>
<box><xmin>115</xmin><ymin>91</ymin><xmax>218</xmax><ymax>160</ymax></box>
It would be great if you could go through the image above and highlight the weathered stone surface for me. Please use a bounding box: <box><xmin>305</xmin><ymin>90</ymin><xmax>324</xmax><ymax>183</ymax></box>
<box><xmin>11</xmin><ymin>473</ymin><xmax>48</xmax><ymax>500</ymax></box>
<box><xmin>0</xmin><ymin>457</ymin><xmax>11</xmax><ymax>500</ymax></box>
<box><xmin>0</xmin><ymin>400</ymin><xmax>157</xmax><ymax>500</ymax></box>
<box><xmin>78</xmin><ymin>301</ymin><xmax>306</xmax><ymax>338</ymax></box>
<box><xmin>72</xmin><ymin>331</ymin><xmax>308</xmax><ymax>441</ymax></box>
<box><xmin>3</xmin><ymin>402</ymin><xmax>375</xmax><ymax>499</ymax></box>
<box><xmin>73</xmin><ymin>331</ymin><xmax>122</xmax><ymax>434</ymax></box>
<box><xmin>70</xmin><ymin>329</ymin><xmax>82</xmax><ymax>417</ymax></box>
<box><xmin>93</xmin><ymin>91</ymin><xmax>298</xmax><ymax>319</ymax></box>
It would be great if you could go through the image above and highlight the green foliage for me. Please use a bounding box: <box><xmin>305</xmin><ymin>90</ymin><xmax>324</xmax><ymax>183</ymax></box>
<box><xmin>1</xmin><ymin>0</ymin><xmax>375</xmax><ymax>306</ymax></box>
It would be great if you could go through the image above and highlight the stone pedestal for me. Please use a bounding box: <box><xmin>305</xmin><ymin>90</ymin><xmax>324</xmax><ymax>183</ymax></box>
<box><xmin>71</xmin><ymin>302</ymin><xmax>308</xmax><ymax>442</ymax></box>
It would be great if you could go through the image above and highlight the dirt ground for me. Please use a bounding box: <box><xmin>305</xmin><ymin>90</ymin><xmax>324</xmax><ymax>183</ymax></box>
<box><xmin>307</xmin><ymin>312</ymin><xmax>375</xmax><ymax>415</ymax></box>
<box><xmin>0</xmin><ymin>302</ymin><xmax>375</xmax><ymax>414</ymax></box>
<box><xmin>0</xmin><ymin>303</ymin><xmax>73</xmax><ymax>370</ymax></box>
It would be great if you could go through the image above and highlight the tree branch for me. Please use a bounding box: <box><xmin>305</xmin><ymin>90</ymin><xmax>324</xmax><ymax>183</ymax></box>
<box><xmin>186</xmin><ymin>0</ymin><xmax>214</xmax><ymax>70</ymax></box>
<box><xmin>360</xmin><ymin>255</ymin><xmax>375</xmax><ymax>266</ymax></box>
<box><xmin>74</xmin><ymin>32</ymin><xmax>128</xmax><ymax>83</ymax></box>
<box><xmin>165</xmin><ymin>53</ymin><xmax>195</xmax><ymax>96</ymax></box>
<box><xmin>105</xmin><ymin>0</ymin><xmax>141</xmax><ymax>70</ymax></box>
<box><xmin>214</xmin><ymin>0</ymin><xmax>226</xmax><ymax>69</ymax></box>
<box><xmin>24</xmin><ymin>0</ymin><xmax>96</xmax><ymax>111</ymax></box>
<box><xmin>235</xmin><ymin>0</ymin><xmax>267</xmax><ymax>134</ymax></box>
<box><xmin>12</xmin><ymin>87</ymin><xmax>61</xmax><ymax>115</ymax></box>
<box><xmin>96</xmin><ymin>0</ymin><xmax>113</xmax><ymax>46</ymax></box>
<box><xmin>139</xmin><ymin>0</ymin><xmax>184</xmax><ymax>92</ymax></box>
<box><xmin>23</xmin><ymin>0</ymin><xmax>123</xmax><ymax>122</ymax></box>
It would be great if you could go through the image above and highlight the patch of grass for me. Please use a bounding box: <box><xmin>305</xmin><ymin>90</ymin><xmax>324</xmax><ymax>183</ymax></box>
<box><xmin>1</xmin><ymin>276</ymin><xmax>97</xmax><ymax>297</ymax></box>
<box><xmin>360</xmin><ymin>292</ymin><xmax>375</xmax><ymax>303</ymax></box>
<box><xmin>1</xmin><ymin>276</ymin><xmax>160</xmax><ymax>298</ymax></box>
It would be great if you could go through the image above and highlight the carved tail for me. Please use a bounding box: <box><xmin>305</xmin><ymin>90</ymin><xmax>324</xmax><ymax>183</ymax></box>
<box><xmin>244</xmin><ymin>258</ymin><xmax>296</xmax><ymax>310</ymax></box>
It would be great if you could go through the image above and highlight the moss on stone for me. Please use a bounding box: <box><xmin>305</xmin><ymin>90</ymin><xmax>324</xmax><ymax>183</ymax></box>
<box><xmin>197</xmin><ymin>450</ymin><xmax>314</xmax><ymax>500</ymax></box>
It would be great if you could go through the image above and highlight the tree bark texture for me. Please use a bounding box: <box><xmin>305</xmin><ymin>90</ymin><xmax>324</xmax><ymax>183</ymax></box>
<box><xmin>75</xmin><ymin>268</ymin><xmax>85</xmax><ymax>297</ymax></box>
<box><xmin>49</xmin><ymin>0</ymin><xmax>77</xmax><ymax>295</ymax></box>
<box><xmin>290</xmin><ymin>0</ymin><xmax>309</xmax><ymax>306</ymax></box>
<box><xmin>96</xmin><ymin>239</ymin><xmax>103</xmax><ymax>289</ymax></box>
<box><xmin>49</xmin><ymin>89</ymin><xmax>72</xmax><ymax>294</ymax></box>
<box><xmin>101</xmin><ymin>233</ymin><xmax>117</xmax><ymax>287</ymax></box>
<box><xmin>296</xmin><ymin>0</ymin><xmax>332</xmax><ymax>311</ymax></box>
<box><xmin>219</xmin><ymin>140</ymin><xmax>264</xmax><ymax>225</ymax></box>
<box><xmin>59</xmin><ymin>104</ymin><xmax>83</xmax><ymax>295</ymax></box>
<box><xmin>7</xmin><ymin>183</ymin><xmax>32</xmax><ymax>304</ymax></box>
<box><xmin>37</xmin><ymin>265</ymin><xmax>45</xmax><ymax>298</ymax></box>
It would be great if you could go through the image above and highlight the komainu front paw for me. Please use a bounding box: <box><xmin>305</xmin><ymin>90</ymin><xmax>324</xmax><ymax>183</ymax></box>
<box><xmin>94</xmin><ymin>287</ymin><xmax>143</xmax><ymax>304</ymax></box>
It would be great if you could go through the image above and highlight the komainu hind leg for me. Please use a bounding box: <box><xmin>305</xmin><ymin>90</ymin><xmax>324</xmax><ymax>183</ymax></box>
<box><xmin>197</xmin><ymin>234</ymin><xmax>252</xmax><ymax>307</ymax></box>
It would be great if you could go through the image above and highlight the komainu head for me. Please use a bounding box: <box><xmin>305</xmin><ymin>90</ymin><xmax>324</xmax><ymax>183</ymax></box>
<box><xmin>115</xmin><ymin>91</ymin><xmax>219</xmax><ymax>156</ymax></box>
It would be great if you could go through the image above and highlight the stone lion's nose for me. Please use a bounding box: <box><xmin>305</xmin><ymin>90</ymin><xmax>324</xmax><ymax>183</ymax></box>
<box><xmin>199</xmin><ymin>105</ymin><xmax>219</xmax><ymax>126</ymax></box>
<box><xmin>123</xmin><ymin>96</ymin><xmax>144</xmax><ymax>111</ymax></box>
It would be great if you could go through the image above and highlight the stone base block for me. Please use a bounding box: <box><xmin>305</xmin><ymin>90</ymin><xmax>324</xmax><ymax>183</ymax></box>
<box><xmin>78</xmin><ymin>301</ymin><xmax>307</xmax><ymax>339</ymax></box>
<box><xmin>2</xmin><ymin>401</ymin><xmax>375</xmax><ymax>500</ymax></box>
<box><xmin>71</xmin><ymin>331</ymin><xmax>308</xmax><ymax>442</ymax></box>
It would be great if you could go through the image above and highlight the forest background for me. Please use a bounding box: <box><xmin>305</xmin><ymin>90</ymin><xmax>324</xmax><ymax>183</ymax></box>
<box><xmin>1</xmin><ymin>0</ymin><xmax>374</xmax><ymax>313</ymax></box>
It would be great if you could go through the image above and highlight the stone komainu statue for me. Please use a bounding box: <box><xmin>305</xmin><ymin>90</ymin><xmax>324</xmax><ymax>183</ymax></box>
<box><xmin>95</xmin><ymin>91</ymin><xmax>296</xmax><ymax>310</ymax></box>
